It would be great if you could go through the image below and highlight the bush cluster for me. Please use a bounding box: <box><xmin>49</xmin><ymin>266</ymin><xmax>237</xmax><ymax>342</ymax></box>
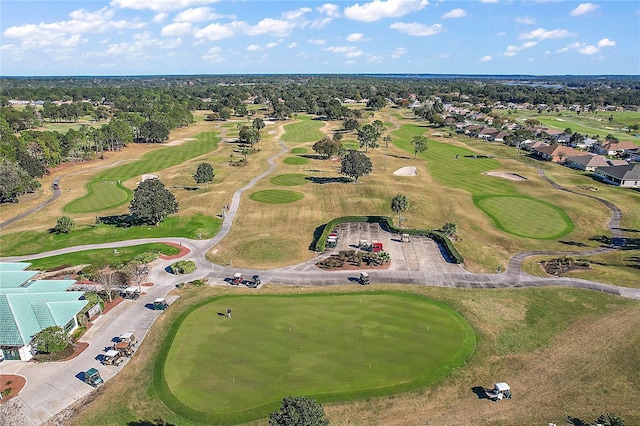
<box><xmin>169</xmin><ymin>260</ymin><xmax>196</xmax><ymax>275</ymax></box>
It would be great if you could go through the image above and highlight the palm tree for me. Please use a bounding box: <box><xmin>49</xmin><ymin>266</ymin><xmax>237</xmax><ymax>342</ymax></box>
<box><xmin>596</xmin><ymin>413</ymin><xmax>625</xmax><ymax>426</ymax></box>
<box><xmin>391</xmin><ymin>194</ymin><xmax>409</xmax><ymax>227</ymax></box>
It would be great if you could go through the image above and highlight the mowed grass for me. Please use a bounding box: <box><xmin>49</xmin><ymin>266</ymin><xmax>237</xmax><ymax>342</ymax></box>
<box><xmin>291</xmin><ymin>147</ymin><xmax>308</xmax><ymax>154</ymax></box>
<box><xmin>283</xmin><ymin>156</ymin><xmax>309</xmax><ymax>165</ymax></box>
<box><xmin>26</xmin><ymin>243</ymin><xmax>179</xmax><ymax>271</ymax></box>
<box><xmin>156</xmin><ymin>292</ymin><xmax>475</xmax><ymax>424</ymax></box>
<box><xmin>249</xmin><ymin>189</ymin><xmax>304</xmax><ymax>204</ymax></box>
<box><xmin>270</xmin><ymin>173</ymin><xmax>309</xmax><ymax>186</ymax></box>
<box><xmin>280</xmin><ymin>114</ymin><xmax>326</xmax><ymax>143</ymax></box>
<box><xmin>71</xmin><ymin>285</ymin><xmax>640</xmax><ymax>426</ymax></box>
<box><xmin>64</xmin><ymin>132</ymin><xmax>220</xmax><ymax>213</ymax></box>
<box><xmin>0</xmin><ymin>214</ymin><xmax>220</xmax><ymax>256</ymax></box>
<box><xmin>475</xmin><ymin>195</ymin><xmax>573</xmax><ymax>239</ymax></box>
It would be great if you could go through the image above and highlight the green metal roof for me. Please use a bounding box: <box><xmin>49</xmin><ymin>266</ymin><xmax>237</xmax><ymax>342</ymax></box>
<box><xmin>0</xmin><ymin>262</ymin><xmax>31</xmax><ymax>271</ymax></box>
<box><xmin>0</xmin><ymin>267</ymin><xmax>88</xmax><ymax>347</ymax></box>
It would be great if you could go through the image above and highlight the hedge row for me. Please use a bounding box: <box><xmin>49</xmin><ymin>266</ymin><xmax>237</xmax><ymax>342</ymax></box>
<box><xmin>310</xmin><ymin>215</ymin><xmax>463</xmax><ymax>264</ymax></box>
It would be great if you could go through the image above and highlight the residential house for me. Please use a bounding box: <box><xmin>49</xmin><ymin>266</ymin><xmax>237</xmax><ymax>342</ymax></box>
<box><xmin>533</xmin><ymin>144</ymin><xmax>582</xmax><ymax>163</ymax></box>
<box><xmin>556</xmin><ymin>133</ymin><xmax>572</xmax><ymax>145</ymax></box>
<box><xmin>597</xmin><ymin>141</ymin><xmax>639</xmax><ymax>156</ymax></box>
<box><xmin>0</xmin><ymin>262</ymin><xmax>88</xmax><ymax>361</ymax></box>
<box><xmin>572</xmin><ymin>137</ymin><xmax>598</xmax><ymax>150</ymax></box>
<box><xmin>594</xmin><ymin>164</ymin><xmax>640</xmax><ymax>187</ymax></box>
<box><xmin>565</xmin><ymin>154</ymin><xmax>612</xmax><ymax>172</ymax></box>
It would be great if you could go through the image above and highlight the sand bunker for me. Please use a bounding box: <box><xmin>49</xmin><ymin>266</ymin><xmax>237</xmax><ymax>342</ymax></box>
<box><xmin>483</xmin><ymin>171</ymin><xmax>527</xmax><ymax>181</ymax></box>
<box><xmin>165</xmin><ymin>138</ymin><xmax>195</xmax><ymax>146</ymax></box>
<box><xmin>141</xmin><ymin>174</ymin><xmax>158</xmax><ymax>182</ymax></box>
<box><xmin>393</xmin><ymin>166</ymin><xmax>417</xmax><ymax>176</ymax></box>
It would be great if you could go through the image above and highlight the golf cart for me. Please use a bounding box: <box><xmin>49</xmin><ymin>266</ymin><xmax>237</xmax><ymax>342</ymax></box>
<box><xmin>247</xmin><ymin>274</ymin><xmax>261</xmax><ymax>288</ymax></box>
<box><xmin>359</xmin><ymin>272</ymin><xmax>370</xmax><ymax>285</ymax></box>
<box><xmin>122</xmin><ymin>286</ymin><xmax>140</xmax><ymax>300</ymax></box>
<box><xmin>326</xmin><ymin>235</ymin><xmax>338</xmax><ymax>248</ymax></box>
<box><xmin>232</xmin><ymin>273</ymin><xmax>243</xmax><ymax>285</ymax></box>
<box><xmin>359</xmin><ymin>239</ymin><xmax>370</xmax><ymax>251</ymax></box>
<box><xmin>102</xmin><ymin>349</ymin><xmax>123</xmax><ymax>366</ymax></box>
<box><xmin>372</xmin><ymin>241</ymin><xmax>383</xmax><ymax>253</ymax></box>
<box><xmin>401</xmin><ymin>233</ymin><xmax>411</xmax><ymax>243</ymax></box>
<box><xmin>485</xmin><ymin>382</ymin><xmax>512</xmax><ymax>401</ymax></box>
<box><xmin>153</xmin><ymin>297</ymin><xmax>168</xmax><ymax>310</ymax></box>
<box><xmin>84</xmin><ymin>368</ymin><xmax>104</xmax><ymax>387</ymax></box>
<box><xmin>119</xmin><ymin>332</ymin><xmax>137</xmax><ymax>347</ymax></box>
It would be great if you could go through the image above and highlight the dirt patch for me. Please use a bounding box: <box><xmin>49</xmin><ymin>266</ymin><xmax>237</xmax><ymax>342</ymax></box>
<box><xmin>160</xmin><ymin>242</ymin><xmax>190</xmax><ymax>259</ymax></box>
<box><xmin>393</xmin><ymin>166</ymin><xmax>417</xmax><ymax>176</ymax></box>
<box><xmin>164</xmin><ymin>137</ymin><xmax>195</xmax><ymax>146</ymax></box>
<box><xmin>0</xmin><ymin>375</ymin><xmax>27</xmax><ymax>402</ymax></box>
<box><xmin>483</xmin><ymin>171</ymin><xmax>527</xmax><ymax>181</ymax></box>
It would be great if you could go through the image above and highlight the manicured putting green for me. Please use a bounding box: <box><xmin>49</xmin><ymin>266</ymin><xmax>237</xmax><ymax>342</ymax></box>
<box><xmin>283</xmin><ymin>156</ymin><xmax>309</xmax><ymax>165</ymax></box>
<box><xmin>65</xmin><ymin>181</ymin><xmax>130</xmax><ymax>213</ymax></box>
<box><xmin>156</xmin><ymin>293</ymin><xmax>475</xmax><ymax>424</ymax></box>
<box><xmin>270</xmin><ymin>173</ymin><xmax>309</xmax><ymax>186</ymax></box>
<box><xmin>249</xmin><ymin>189</ymin><xmax>304</xmax><ymax>203</ymax></box>
<box><xmin>291</xmin><ymin>147</ymin><xmax>308</xmax><ymax>154</ymax></box>
<box><xmin>475</xmin><ymin>195</ymin><xmax>574</xmax><ymax>239</ymax></box>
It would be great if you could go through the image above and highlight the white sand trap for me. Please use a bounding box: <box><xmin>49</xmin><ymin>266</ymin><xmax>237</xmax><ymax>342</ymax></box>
<box><xmin>165</xmin><ymin>138</ymin><xmax>195</xmax><ymax>146</ymax></box>
<box><xmin>141</xmin><ymin>174</ymin><xmax>158</xmax><ymax>182</ymax></box>
<box><xmin>393</xmin><ymin>166</ymin><xmax>417</xmax><ymax>176</ymax></box>
<box><xmin>483</xmin><ymin>171</ymin><xmax>527</xmax><ymax>181</ymax></box>
<box><xmin>268</xmin><ymin>130</ymin><xmax>277</xmax><ymax>134</ymax></box>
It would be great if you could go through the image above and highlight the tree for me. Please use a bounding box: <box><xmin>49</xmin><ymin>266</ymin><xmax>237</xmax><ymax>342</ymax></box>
<box><xmin>366</xmin><ymin>95</ymin><xmax>387</xmax><ymax>110</ymax></box>
<box><xmin>356</xmin><ymin>124</ymin><xmax>381</xmax><ymax>152</ymax></box>
<box><xmin>595</xmin><ymin>413</ymin><xmax>625</xmax><ymax>426</ymax></box>
<box><xmin>410</xmin><ymin>136</ymin><xmax>428</xmax><ymax>158</ymax></box>
<box><xmin>138</xmin><ymin>120</ymin><xmax>169</xmax><ymax>143</ymax></box>
<box><xmin>390</xmin><ymin>194</ymin><xmax>409</xmax><ymax>227</ymax></box>
<box><xmin>54</xmin><ymin>216</ymin><xmax>75</xmax><ymax>234</ymax></box>
<box><xmin>312</xmin><ymin>137</ymin><xmax>341</xmax><ymax>158</ymax></box>
<box><xmin>343</xmin><ymin>117</ymin><xmax>359</xmax><ymax>131</ymax></box>
<box><xmin>442</xmin><ymin>222</ymin><xmax>457</xmax><ymax>237</ymax></box>
<box><xmin>239</xmin><ymin>126</ymin><xmax>260</xmax><ymax>148</ymax></box>
<box><xmin>340</xmin><ymin>150</ymin><xmax>372</xmax><ymax>181</ymax></box>
<box><xmin>94</xmin><ymin>266</ymin><xmax>126</xmax><ymax>303</ymax></box>
<box><xmin>32</xmin><ymin>326</ymin><xmax>68</xmax><ymax>354</ymax></box>
<box><xmin>252</xmin><ymin>117</ymin><xmax>265</xmax><ymax>132</ymax></box>
<box><xmin>193</xmin><ymin>162</ymin><xmax>214</xmax><ymax>189</ymax></box>
<box><xmin>0</xmin><ymin>160</ymin><xmax>41</xmax><ymax>203</ymax></box>
<box><xmin>129</xmin><ymin>178</ymin><xmax>178</xmax><ymax>226</ymax></box>
<box><xmin>268</xmin><ymin>396</ymin><xmax>329</xmax><ymax>426</ymax></box>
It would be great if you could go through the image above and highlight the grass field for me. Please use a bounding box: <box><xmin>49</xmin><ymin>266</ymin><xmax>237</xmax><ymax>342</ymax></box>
<box><xmin>280</xmin><ymin>115</ymin><xmax>326</xmax><ymax>143</ymax></box>
<box><xmin>249</xmin><ymin>189</ymin><xmax>304</xmax><ymax>204</ymax></box>
<box><xmin>64</xmin><ymin>132</ymin><xmax>220</xmax><ymax>213</ymax></box>
<box><xmin>283</xmin><ymin>156</ymin><xmax>309</xmax><ymax>165</ymax></box>
<box><xmin>475</xmin><ymin>195</ymin><xmax>574</xmax><ymax>239</ymax></box>
<box><xmin>291</xmin><ymin>147</ymin><xmax>308</xmax><ymax>154</ymax></box>
<box><xmin>156</xmin><ymin>292</ymin><xmax>475</xmax><ymax>424</ymax></box>
<box><xmin>70</xmin><ymin>285</ymin><xmax>640</xmax><ymax>426</ymax></box>
<box><xmin>270</xmin><ymin>174</ymin><xmax>309</xmax><ymax>186</ymax></box>
<box><xmin>26</xmin><ymin>243</ymin><xmax>179</xmax><ymax>271</ymax></box>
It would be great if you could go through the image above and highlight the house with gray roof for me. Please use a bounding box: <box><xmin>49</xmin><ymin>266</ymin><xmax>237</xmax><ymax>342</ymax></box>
<box><xmin>565</xmin><ymin>154</ymin><xmax>611</xmax><ymax>172</ymax></box>
<box><xmin>593</xmin><ymin>164</ymin><xmax>640</xmax><ymax>188</ymax></box>
<box><xmin>0</xmin><ymin>263</ymin><xmax>87</xmax><ymax>361</ymax></box>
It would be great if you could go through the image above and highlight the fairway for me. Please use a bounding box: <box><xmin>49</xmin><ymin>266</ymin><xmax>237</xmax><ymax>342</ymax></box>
<box><xmin>283</xmin><ymin>156</ymin><xmax>309</xmax><ymax>165</ymax></box>
<box><xmin>270</xmin><ymin>173</ymin><xmax>309</xmax><ymax>186</ymax></box>
<box><xmin>475</xmin><ymin>195</ymin><xmax>574</xmax><ymax>239</ymax></box>
<box><xmin>156</xmin><ymin>293</ymin><xmax>475</xmax><ymax>424</ymax></box>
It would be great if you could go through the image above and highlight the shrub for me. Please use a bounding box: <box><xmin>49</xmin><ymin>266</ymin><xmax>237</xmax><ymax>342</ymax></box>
<box><xmin>169</xmin><ymin>260</ymin><xmax>196</xmax><ymax>275</ymax></box>
<box><xmin>32</xmin><ymin>326</ymin><xmax>68</xmax><ymax>354</ymax></box>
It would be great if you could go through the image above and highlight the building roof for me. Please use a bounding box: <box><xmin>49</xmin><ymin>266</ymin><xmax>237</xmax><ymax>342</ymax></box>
<box><xmin>0</xmin><ymin>262</ymin><xmax>31</xmax><ymax>271</ymax></box>
<box><xmin>566</xmin><ymin>155</ymin><xmax>609</xmax><ymax>168</ymax></box>
<box><xmin>0</xmin><ymin>263</ymin><xmax>87</xmax><ymax>346</ymax></box>
<box><xmin>596</xmin><ymin>164</ymin><xmax>640</xmax><ymax>180</ymax></box>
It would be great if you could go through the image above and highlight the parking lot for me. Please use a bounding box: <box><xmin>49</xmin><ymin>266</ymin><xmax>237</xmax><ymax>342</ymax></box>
<box><xmin>325</xmin><ymin>222</ymin><xmax>465</xmax><ymax>274</ymax></box>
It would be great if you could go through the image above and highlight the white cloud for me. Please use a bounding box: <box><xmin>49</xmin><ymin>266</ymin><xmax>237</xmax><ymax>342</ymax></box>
<box><xmin>442</xmin><ymin>8</ymin><xmax>466</xmax><ymax>19</ymax></box>
<box><xmin>514</xmin><ymin>15</ymin><xmax>535</xmax><ymax>25</ymax></box>
<box><xmin>311</xmin><ymin>17</ymin><xmax>333</xmax><ymax>28</ymax></box>
<box><xmin>391</xmin><ymin>47</ymin><xmax>407</xmax><ymax>58</ymax></box>
<box><xmin>390</xmin><ymin>22</ymin><xmax>443</xmax><ymax>36</ymax></box>
<box><xmin>153</xmin><ymin>13</ymin><xmax>168</xmax><ymax>23</ymax></box>
<box><xmin>69</xmin><ymin>7</ymin><xmax>115</xmax><ymax>21</ymax></box>
<box><xmin>246</xmin><ymin>44</ymin><xmax>260</xmax><ymax>51</ymax></box>
<box><xmin>288</xmin><ymin>42</ymin><xmax>298</xmax><ymax>48</ymax></box>
<box><xmin>479</xmin><ymin>55</ymin><xmax>492</xmax><ymax>62</ymax></box>
<box><xmin>324</xmin><ymin>45</ymin><xmax>364</xmax><ymax>57</ymax></box>
<box><xmin>282</xmin><ymin>7</ymin><xmax>312</xmax><ymax>21</ymax></box>
<box><xmin>245</xmin><ymin>18</ymin><xmax>297</xmax><ymax>37</ymax></box>
<box><xmin>597</xmin><ymin>38</ymin><xmax>615</xmax><ymax>47</ymax></box>
<box><xmin>193</xmin><ymin>21</ymin><xmax>243</xmax><ymax>40</ymax></box>
<box><xmin>520</xmin><ymin>27</ymin><xmax>571</xmax><ymax>40</ymax></box>
<box><xmin>309</xmin><ymin>38</ymin><xmax>326</xmax><ymax>45</ymax></box>
<box><xmin>317</xmin><ymin>3</ymin><xmax>340</xmax><ymax>17</ymax></box>
<box><xmin>344</xmin><ymin>0</ymin><xmax>428</xmax><ymax>22</ymax></box>
<box><xmin>266</xmin><ymin>42</ymin><xmax>278</xmax><ymax>48</ymax></box>
<box><xmin>110</xmin><ymin>0</ymin><xmax>217</xmax><ymax>12</ymax></box>
<box><xmin>570</xmin><ymin>3</ymin><xmax>599</xmax><ymax>17</ymax></box>
<box><xmin>174</xmin><ymin>7</ymin><xmax>221</xmax><ymax>23</ymax></box>
<box><xmin>161</xmin><ymin>22</ymin><xmax>192</xmax><ymax>36</ymax></box>
<box><xmin>202</xmin><ymin>46</ymin><xmax>223</xmax><ymax>61</ymax></box>
<box><xmin>347</xmin><ymin>33</ymin><xmax>363</xmax><ymax>42</ymax></box>
<box><xmin>503</xmin><ymin>41</ymin><xmax>537</xmax><ymax>56</ymax></box>
<box><xmin>480</xmin><ymin>0</ymin><xmax>498</xmax><ymax>3</ymax></box>
<box><xmin>578</xmin><ymin>45</ymin><xmax>599</xmax><ymax>55</ymax></box>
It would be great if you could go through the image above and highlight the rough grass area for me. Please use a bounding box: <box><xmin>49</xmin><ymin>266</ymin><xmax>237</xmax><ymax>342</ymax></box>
<box><xmin>26</xmin><ymin>243</ymin><xmax>180</xmax><ymax>271</ymax></box>
<box><xmin>156</xmin><ymin>292</ymin><xmax>475</xmax><ymax>424</ymax></box>
<box><xmin>283</xmin><ymin>156</ymin><xmax>309</xmax><ymax>165</ymax></box>
<box><xmin>249</xmin><ymin>189</ymin><xmax>304</xmax><ymax>204</ymax></box>
<box><xmin>475</xmin><ymin>195</ymin><xmax>574</xmax><ymax>239</ymax></box>
<box><xmin>69</xmin><ymin>285</ymin><xmax>640</xmax><ymax>426</ymax></box>
<box><xmin>281</xmin><ymin>115</ymin><xmax>326</xmax><ymax>143</ymax></box>
<box><xmin>0</xmin><ymin>214</ymin><xmax>221</xmax><ymax>256</ymax></box>
<box><xmin>269</xmin><ymin>174</ymin><xmax>309</xmax><ymax>186</ymax></box>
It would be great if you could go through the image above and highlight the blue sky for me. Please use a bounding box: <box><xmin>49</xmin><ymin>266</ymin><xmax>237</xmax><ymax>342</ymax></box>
<box><xmin>1</xmin><ymin>0</ymin><xmax>638</xmax><ymax>76</ymax></box>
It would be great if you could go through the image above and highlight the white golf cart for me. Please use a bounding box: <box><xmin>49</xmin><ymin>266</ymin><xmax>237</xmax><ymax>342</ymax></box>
<box><xmin>485</xmin><ymin>382</ymin><xmax>511</xmax><ymax>401</ymax></box>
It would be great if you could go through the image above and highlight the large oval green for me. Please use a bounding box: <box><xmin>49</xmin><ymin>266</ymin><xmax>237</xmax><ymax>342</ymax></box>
<box><xmin>475</xmin><ymin>195</ymin><xmax>574</xmax><ymax>239</ymax></box>
<box><xmin>154</xmin><ymin>293</ymin><xmax>476</xmax><ymax>424</ymax></box>
<box><xmin>249</xmin><ymin>189</ymin><xmax>304</xmax><ymax>204</ymax></box>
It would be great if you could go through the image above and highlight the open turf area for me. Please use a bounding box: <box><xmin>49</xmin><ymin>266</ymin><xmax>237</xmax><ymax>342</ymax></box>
<box><xmin>269</xmin><ymin>173</ymin><xmax>309</xmax><ymax>186</ymax></box>
<box><xmin>249</xmin><ymin>189</ymin><xmax>304</xmax><ymax>204</ymax></box>
<box><xmin>155</xmin><ymin>292</ymin><xmax>475</xmax><ymax>424</ymax></box>
<box><xmin>283</xmin><ymin>156</ymin><xmax>309</xmax><ymax>165</ymax></box>
<box><xmin>280</xmin><ymin>114</ymin><xmax>326</xmax><ymax>143</ymax></box>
